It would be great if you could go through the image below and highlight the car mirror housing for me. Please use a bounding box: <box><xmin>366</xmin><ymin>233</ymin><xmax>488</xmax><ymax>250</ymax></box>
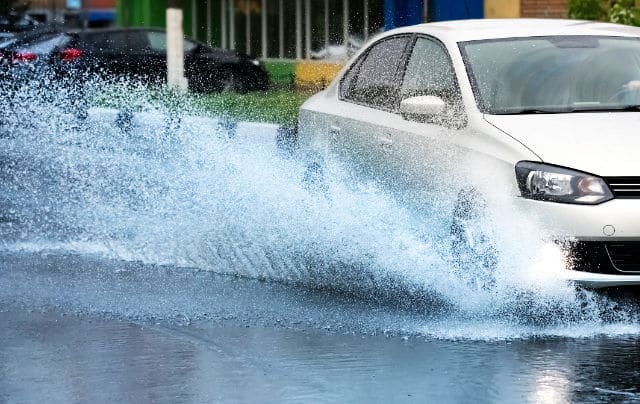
<box><xmin>400</xmin><ymin>96</ymin><xmax>446</xmax><ymax>120</ymax></box>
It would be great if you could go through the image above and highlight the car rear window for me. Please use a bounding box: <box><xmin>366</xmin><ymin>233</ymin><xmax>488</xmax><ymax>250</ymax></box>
<box><xmin>19</xmin><ymin>34</ymin><xmax>70</xmax><ymax>55</ymax></box>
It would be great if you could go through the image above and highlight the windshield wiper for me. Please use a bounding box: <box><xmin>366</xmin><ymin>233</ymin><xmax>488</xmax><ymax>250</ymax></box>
<box><xmin>494</xmin><ymin>105</ymin><xmax>640</xmax><ymax>115</ymax></box>
<box><xmin>583</xmin><ymin>105</ymin><xmax>640</xmax><ymax>112</ymax></box>
<box><xmin>494</xmin><ymin>108</ymin><xmax>568</xmax><ymax>115</ymax></box>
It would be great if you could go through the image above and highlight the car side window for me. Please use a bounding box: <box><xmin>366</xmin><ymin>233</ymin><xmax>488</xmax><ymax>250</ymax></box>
<box><xmin>341</xmin><ymin>36</ymin><xmax>410</xmax><ymax>111</ymax></box>
<box><xmin>146</xmin><ymin>31</ymin><xmax>197</xmax><ymax>53</ymax></box>
<box><xmin>401</xmin><ymin>36</ymin><xmax>466</xmax><ymax>127</ymax></box>
<box><xmin>401</xmin><ymin>37</ymin><xmax>457</xmax><ymax>100</ymax></box>
<box><xmin>83</xmin><ymin>31</ymin><xmax>146</xmax><ymax>53</ymax></box>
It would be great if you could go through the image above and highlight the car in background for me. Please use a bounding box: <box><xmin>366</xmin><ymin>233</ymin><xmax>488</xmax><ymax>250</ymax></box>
<box><xmin>1</xmin><ymin>27</ymin><xmax>269</xmax><ymax>93</ymax></box>
<box><xmin>0</xmin><ymin>13</ymin><xmax>41</xmax><ymax>33</ymax></box>
<box><xmin>296</xmin><ymin>19</ymin><xmax>640</xmax><ymax>288</ymax></box>
<box><xmin>0</xmin><ymin>28</ymin><xmax>63</xmax><ymax>83</ymax></box>
<box><xmin>0</xmin><ymin>32</ymin><xmax>15</xmax><ymax>46</ymax></box>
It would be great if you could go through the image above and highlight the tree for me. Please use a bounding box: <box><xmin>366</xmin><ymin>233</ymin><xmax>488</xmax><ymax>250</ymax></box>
<box><xmin>568</xmin><ymin>0</ymin><xmax>640</xmax><ymax>26</ymax></box>
<box><xmin>568</xmin><ymin>0</ymin><xmax>608</xmax><ymax>20</ymax></box>
<box><xmin>610</xmin><ymin>0</ymin><xmax>640</xmax><ymax>25</ymax></box>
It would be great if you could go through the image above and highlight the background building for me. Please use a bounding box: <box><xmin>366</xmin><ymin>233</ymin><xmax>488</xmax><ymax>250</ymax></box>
<box><xmin>114</xmin><ymin>0</ymin><xmax>569</xmax><ymax>88</ymax></box>
<box><xmin>116</xmin><ymin>0</ymin><xmax>570</xmax><ymax>60</ymax></box>
<box><xmin>26</xmin><ymin>0</ymin><xmax>116</xmax><ymax>27</ymax></box>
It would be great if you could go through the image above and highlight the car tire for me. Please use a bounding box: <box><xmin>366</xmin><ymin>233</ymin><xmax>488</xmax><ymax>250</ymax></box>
<box><xmin>217</xmin><ymin>68</ymin><xmax>247</xmax><ymax>94</ymax></box>
<box><xmin>450</xmin><ymin>188</ymin><xmax>498</xmax><ymax>290</ymax></box>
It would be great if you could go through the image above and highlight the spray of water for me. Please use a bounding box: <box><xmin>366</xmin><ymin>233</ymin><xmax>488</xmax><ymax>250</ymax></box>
<box><xmin>1</xmin><ymin>77</ymin><xmax>638</xmax><ymax>339</ymax></box>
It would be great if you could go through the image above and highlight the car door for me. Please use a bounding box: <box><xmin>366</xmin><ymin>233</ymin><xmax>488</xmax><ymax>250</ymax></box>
<box><xmin>141</xmin><ymin>30</ymin><xmax>169</xmax><ymax>85</ymax></box>
<box><xmin>331</xmin><ymin>35</ymin><xmax>412</xmax><ymax>185</ymax></box>
<box><xmin>385</xmin><ymin>36</ymin><xmax>469</xmax><ymax>216</ymax></box>
<box><xmin>124</xmin><ymin>30</ymin><xmax>161</xmax><ymax>84</ymax></box>
<box><xmin>81</xmin><ymin>30</ymin><xmax>144</xmax><ymax>81</ymax></box>
<box><xmin>143</xmin><ymin>30</ymin><xmax>200</xmax><ymax>88</ymax></box>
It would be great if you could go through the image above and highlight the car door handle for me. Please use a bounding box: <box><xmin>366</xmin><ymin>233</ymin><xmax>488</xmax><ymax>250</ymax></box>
<box><xmin>377</xmin><ymin>135</ymin><xmax>393</xmax><ymax>148</ymax></box>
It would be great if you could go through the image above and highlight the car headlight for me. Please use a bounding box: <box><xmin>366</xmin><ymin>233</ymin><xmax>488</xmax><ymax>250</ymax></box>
<box><xmin>250</xmin><ymin>59</ymin><xmax>260</xmax><ymax>66</ymax></box>
<box><xmin>515</xmin><ymin>161</ymin><xmax>613</xmax><ymax>205</ymax></box>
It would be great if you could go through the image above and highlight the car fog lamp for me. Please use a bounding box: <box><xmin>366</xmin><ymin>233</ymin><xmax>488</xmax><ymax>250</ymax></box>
<box><xmin>515</xmin><ymin>162</ymin><xmax>613</xmax><ymax>205</ymax></box>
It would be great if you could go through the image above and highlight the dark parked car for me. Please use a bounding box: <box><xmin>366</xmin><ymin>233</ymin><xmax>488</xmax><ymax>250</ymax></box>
<box><xmin>1</xmin><ymin>27</ymin><xmax>269</xmax><ymax>93</ymax></box>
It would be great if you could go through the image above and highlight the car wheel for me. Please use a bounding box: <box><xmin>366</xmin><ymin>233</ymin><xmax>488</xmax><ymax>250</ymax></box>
<box><xmin>450</xmin><ymin>188</ymin><xmax>498</xmax><ymax>290</ymax></box>
<box><xmin>216</xmin><ymin>68</ymin><xmax>235</xmax><ymax>92</ymax></box>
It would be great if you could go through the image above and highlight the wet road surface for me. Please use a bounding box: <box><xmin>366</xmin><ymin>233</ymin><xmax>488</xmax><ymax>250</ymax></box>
<box><xmin>1</xmin><ymin>252</ymin><xmax>640</xmax><ymax>403</ymax></box>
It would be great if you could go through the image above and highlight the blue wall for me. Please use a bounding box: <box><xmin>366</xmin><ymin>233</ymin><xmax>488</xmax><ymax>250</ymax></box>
<box><xmin>384</xmin><ymin>0</ymin><xmax>424</xmax><ymax>30</ymax></box>
<box><xmin>384</xmin><ymin>0</ymin><xmax>484</xmax><ymax>30</ymax></box>
<box><xmin>428</xmin><ymin>0</ymin><xmax>484</xmax><ymax>21</ymax></box>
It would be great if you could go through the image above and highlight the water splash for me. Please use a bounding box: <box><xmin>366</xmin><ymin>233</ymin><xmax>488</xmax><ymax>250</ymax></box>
<box><xmin>1</xmin><ymin>77</ymin><xmax>638</xmax><ymax>339</ymax></box>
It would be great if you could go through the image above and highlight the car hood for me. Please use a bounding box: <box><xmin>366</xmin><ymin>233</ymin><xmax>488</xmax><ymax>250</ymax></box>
<box><xmin>484</xmin><ymin>113</ymin><xmax>640</xmax><ymax>176</ymax></box>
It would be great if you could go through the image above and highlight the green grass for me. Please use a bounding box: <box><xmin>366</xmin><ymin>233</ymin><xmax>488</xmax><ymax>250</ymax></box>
<box><xmin>193</xmin><ymin>90</ymin><xmax>310</xmax><ymax>125</ymax></box>
<box><xmin>92</xmin><ymin>85</ymin><xmax>312</xmax><ymax>125</ymax></box>
<box><xmin>263</xmin><ymin>59</ymin><xmax>296</xmax><ymax>88</ymax></box>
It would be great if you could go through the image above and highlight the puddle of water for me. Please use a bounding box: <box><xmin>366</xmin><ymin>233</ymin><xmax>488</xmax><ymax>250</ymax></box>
<box><xmin>1</xmin><ymin>78</ymin><xmax>639</xmax><ymax>341</ymax></box>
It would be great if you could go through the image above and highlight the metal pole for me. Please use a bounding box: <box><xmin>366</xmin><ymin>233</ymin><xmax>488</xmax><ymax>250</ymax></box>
<box><xmin>295</xmin><ymin>0</ymin><xmax>302</xmax><ymax>59</ymax></box>
<box><xmin>304</xmin><ymin>0</ymin><xmax>311</xmax><ymax>59</ymax></box>
<box><xmin>343</xmin><ymin>0</ymin><xmax>349</xmax><ymax>48</ymax></box>
<box><xmin>207</xmin><ymin>0</ymin><xmax>212</xmax><ymax>44</ymax></box>
<box><xmin>324</xmin><ymin>0</ymin><xmax>329</xmax><ymax>49</ymax></box>
<box><xmin>278</xmin><ymin>0</ymin><xmax>284</xmax><ymax>58</ymax></box>
<box><xmin>363</xmin><ymin>0</ymin><xmax>369</xmax><ymax>41</ymax></box>
<box><xmin>221</xmin><ymin>0</ymin><xmax>227</xmax><ymax>48</ymax></box>
<box><xmin>261</xmin><ymin>0</ymin><xmax>267</xmax><ymax>58</ymax></box>
<box><xmin>246</xmin><ymin>0</ymin><xmax>251</xmax><ymax>54</ymax></box>
<box><xmin>167</xmin><ymin>0</ymin><xmax>188</xmax><ymax>90</ymax></box>
<box><xmin>229</xmin><ymin>0</ymin><xmax>236</xmax><ymax>50</ymax></box>
<box><xmin>423</xmin><ymin>0</ymin><xmax>429</xmax><ymax>22</ymax></box>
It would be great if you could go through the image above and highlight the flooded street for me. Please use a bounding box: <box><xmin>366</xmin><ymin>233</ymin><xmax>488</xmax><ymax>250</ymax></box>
<box><xmin>1</xmin><ymin>253</ymin><xmax>640</xmax><ymax>403</ymax></box>
<box><xmin>1</xmin><ymin>87</ymin><xmax>640</xmax><ymax>402</ymax></box>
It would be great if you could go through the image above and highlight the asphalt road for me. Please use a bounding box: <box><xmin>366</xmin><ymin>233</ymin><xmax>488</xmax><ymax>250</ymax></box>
<box><xmin>1</xmin><ymin>252</ymin><xmax>640</xmax><ymax>403</ymax></box>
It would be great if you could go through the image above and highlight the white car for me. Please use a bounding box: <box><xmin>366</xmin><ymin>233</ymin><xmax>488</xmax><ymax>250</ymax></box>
<box><xmin>295</xmin><ymin>19</ymin><xmax>640</xmax><ymax>288</ymax></box>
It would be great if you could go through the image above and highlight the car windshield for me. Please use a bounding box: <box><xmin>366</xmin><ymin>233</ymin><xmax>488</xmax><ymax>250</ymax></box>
<box><xmin>459</xmin><ymin>36</ymin><xmax>640</xmax><ymax>114</ymax></box>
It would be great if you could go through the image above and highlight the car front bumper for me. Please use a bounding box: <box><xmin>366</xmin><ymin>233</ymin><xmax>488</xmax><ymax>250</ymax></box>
<box><xmin>516</xmin><ymin>198</ymin><xmax>640</xmax><ymax>239</ymax></box>
<box><xmin>515</xmin><ymin>198</ymin><xmax>640</xmax><ymax>287</ymax></box>
<box><xmin>560</xmin><ymin>270</ymin><xmax>640</xmax><ymax>288</ymax></box>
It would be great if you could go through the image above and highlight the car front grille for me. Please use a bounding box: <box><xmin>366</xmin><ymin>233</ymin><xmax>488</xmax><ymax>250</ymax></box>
<box><xmin>605</xmin><ymin>177</ymin><xmax>640</xmax><ymax>198</ymax></box>
<box><xmin>605</xmin><ymin>242</ymin><xmax>640</xmax><ymax>273</ymax></box>
<box><xmin>565</xmin><ymin>241</ymin><xmax>640</xmax><ymax>275</ymax></box>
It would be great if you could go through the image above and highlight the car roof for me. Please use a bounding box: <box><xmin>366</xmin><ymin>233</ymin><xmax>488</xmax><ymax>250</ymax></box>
<box><xmin>383</xmin><ymin>19</ymin><xmax>640</xmax><ymax>43</ymax></box>
<box><xmin>1</xmin><ymin>28</ymin><xmax>65</xmax><ymax>49</ymax></box>
<box><xmin>68</xmin><ymin>27</ymin><xmax>167</xmax><ymax>35</ymax></box>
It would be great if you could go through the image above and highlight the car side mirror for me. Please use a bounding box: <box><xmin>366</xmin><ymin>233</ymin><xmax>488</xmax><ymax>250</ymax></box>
<box><xmin>400</xmin><ymin>96</ymin><xmax>446</xmax><ymax>121</ymax></box>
